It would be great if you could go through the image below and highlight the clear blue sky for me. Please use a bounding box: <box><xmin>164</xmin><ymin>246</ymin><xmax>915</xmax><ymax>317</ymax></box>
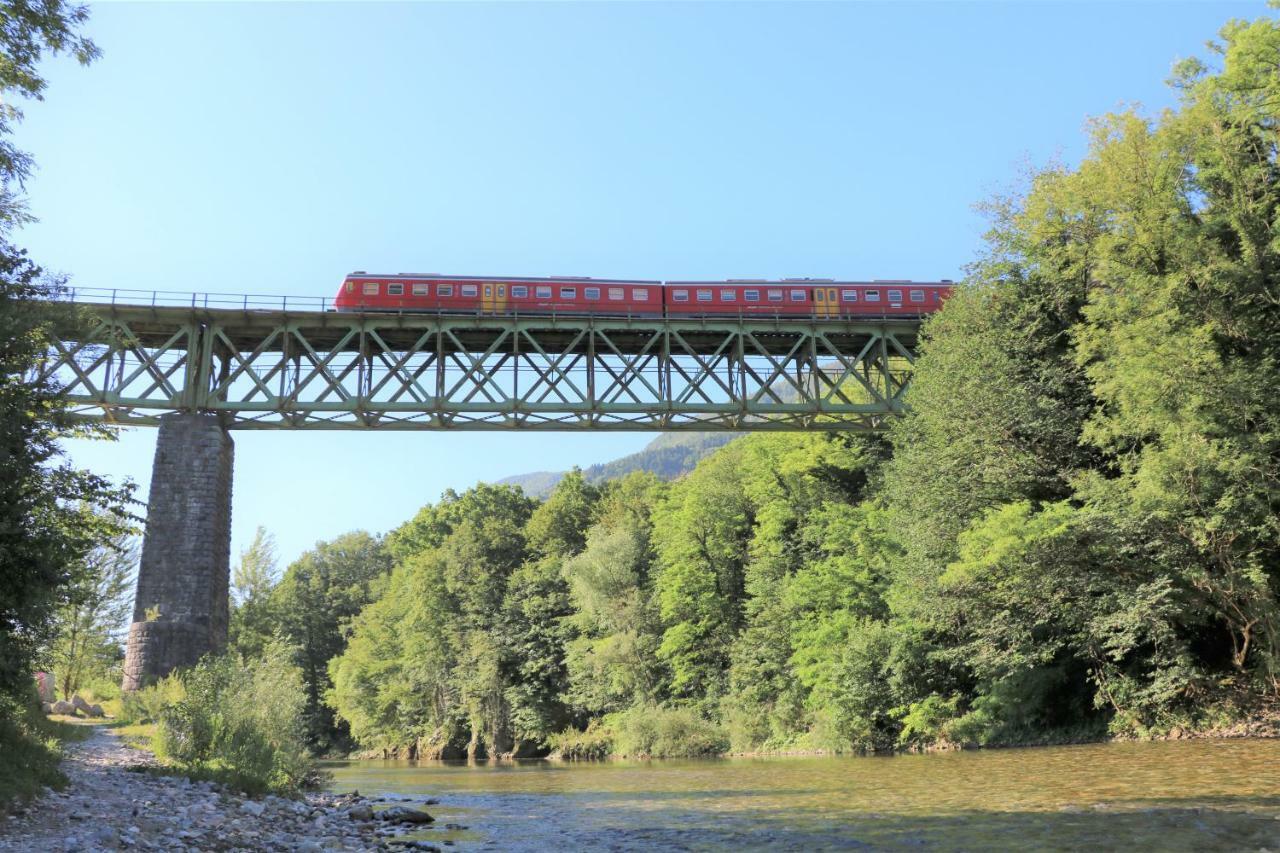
<box><xmin>17</xmin><ymin>0</ymin><xmax>1262</xmax><ymax>570</ymax></box>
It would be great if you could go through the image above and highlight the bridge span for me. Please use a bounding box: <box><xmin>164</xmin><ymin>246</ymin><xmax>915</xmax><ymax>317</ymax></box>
<box><xmin>39</xmin><ymin>288</ymin><xmax>925</xmax><ymax>690</ymax></box>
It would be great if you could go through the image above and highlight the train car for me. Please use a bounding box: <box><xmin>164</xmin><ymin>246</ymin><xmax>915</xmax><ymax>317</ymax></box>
<box><xmin>662</xmin><ymin>279</ymin><xmax>953</xmax><ymax>318</ymax></box>
<box><xmin>334</xmin><ymin>273</ymin><xmax>954</xmax><ymax>319</ymax></box>
<box><xmin>333</xmin><ymin>272</ymin><xmax>663</xmax><ymax>315</ymax></box>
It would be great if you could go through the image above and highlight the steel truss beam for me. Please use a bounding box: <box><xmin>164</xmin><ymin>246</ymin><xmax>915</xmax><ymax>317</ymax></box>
<box><xmin>40</xmin><ymin>304</ymin><xmax>920</xmax><ymax>431</ymax></box>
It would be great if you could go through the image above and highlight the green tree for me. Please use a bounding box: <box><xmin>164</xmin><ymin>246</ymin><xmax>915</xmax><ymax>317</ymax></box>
<box><xmin>48</xmin><ymin>522</ymin><xmax>135</xmax><ymax>700</ymax></box>
<box><xmin>228</xmin><ymin>526</ymin><xmax>280</xmax><ymax>662</ymax></box>
<box><xmin>273</xmin><ymin>531</ymin><xmax>391</xmax><ymax>751</ymax></box>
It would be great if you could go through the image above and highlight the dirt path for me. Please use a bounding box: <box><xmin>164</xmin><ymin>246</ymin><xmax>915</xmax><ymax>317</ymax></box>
<box><xmin>0</xmin><ymin>725</ymin><xmax>438</xmax><ymax>852</ymax></box>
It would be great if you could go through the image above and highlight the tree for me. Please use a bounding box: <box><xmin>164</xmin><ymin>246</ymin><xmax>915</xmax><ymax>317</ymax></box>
<box><xmin>228</xmin><ymin>527</ymin><xmax>280</xmax><ymax>663</ymax></box>
<box><xmin>273</xmin><ymin>531</ymin><xmax>392</xmax><ymax>751</ymax></box>
<box><xmin>48</xmin><ymin>522</ymin><xmax>135</xmax><ymax>699</ymax></box>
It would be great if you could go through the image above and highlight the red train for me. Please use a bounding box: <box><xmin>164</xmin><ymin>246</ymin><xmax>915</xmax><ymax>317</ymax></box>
<box><xmin>333</xmin><ymin>273</ymin><xmax>953</xmax><ymax>319</ymax></box>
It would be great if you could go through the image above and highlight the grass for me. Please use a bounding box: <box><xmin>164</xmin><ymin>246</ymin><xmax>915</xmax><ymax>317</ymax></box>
<box><xmin>0</xmin><ymin>700</ymin><xmax>96</xmax><ymax>814</ymax></box>
<box><xmin>107</xmin><ymin>719</ymin><xmax>157</xmax><ymax>752</ymax></box>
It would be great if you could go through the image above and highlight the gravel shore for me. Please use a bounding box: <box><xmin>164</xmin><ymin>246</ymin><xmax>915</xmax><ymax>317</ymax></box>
<box><xmin>0</xmin><ymin>726</ymin><xmax>443</xmax><ymax>852</ymax></box>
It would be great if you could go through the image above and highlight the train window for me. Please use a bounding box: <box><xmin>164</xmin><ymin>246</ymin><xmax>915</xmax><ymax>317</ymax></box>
<box><xmin>744</xmin><ymin>290</ymin><xmax>760</xmax><ymax>301</ymax></box>
<box><xmin>387</xmin><ymin>284</ymin><xmax>404</xmax><ymax>296</ymax></box>
<box><xmin>887</xmin><ymin>289</ymin><xmax>903</xmax><ymax>303</ymax></box>
<box><xmin>767</xmin><ymin>290</ymin><xmax>784</xmax><ymax>302</ymax></box>
<box><xmin>438</xmin><ymin>285</ymin><xmax>454</xmax><ymax>296</ymax></box>
<box><xmin>815</xmin><ymin>290</ymin><xmax>825</xmax><ymax>302</ymax></box>
<box><xmin>609</xmin><ymin>287</ymin><xmax>625</xmax><ymax>300</ymax></box>
<box><xmin>560</xmin><ymin>287</ymin><xmax>577</xmax><ymax>300</ymax></box>
<box><xmin>790</xmin><ymin>290</ymin><xmax>806</xmax><ymax>301</ymax></box>
<box><xmin>865</xmin><ymin>289</ymin><xmax>880</xmax><ymax>302</ymax></box>
<box><xmin>412</xmin><ymin>284</ymin><xmax>429</xmax><ymax>296</ymax></box>
<box><xmin>512</xmin><ymin>286</ymin><xmax>528</xmax><ymax>298</ymax></box>
<box><xmin>345</xmin><ymin>282</ymin><xmax>354</xmax><ymax>293</ymax></box>
<box><xmin>633</xmin><ymin>288</ymin><xmax>649</xmax><ymax>301</ymax></box>
<box><xmin>585</xmin><ymin>287</ymin><xmax>600</xmax><ymax>300</ymax></box>
<box><xmin>910</xmin><ymin>289</ymin><xmax>925</xmax><ymax>302</ymax></box>
<box><xmin>842</xmin><ymin>290</ymin><xmax>858</xmax><ymax>302</ymax></box>
<box><xmin>721</xmin><ymin>290</ymin><xmax>736</xmax><ymax>301</ymax></box>
<box><xmin>672</xmin><ymin>290</ymin><xmax>689</xmax><ymax>302</ymax></box>
<box><xmin>697</xmin><ymin>289</ymin><xmax>713</xmax><ymax>302</ymax></box>
<box><xmin>536</xmin><ymin>286</ymin><xmax>552</xmax><ymax>299</ymax></box>
<box><xmin>461</xmin><ymin>285</ymin><xmax>478</xmax><ymax>297</ymax></box>
<box><xmin>362</xmin><ymin>283</ymin><xmax>379</xmax><ymax>295</ymax></box>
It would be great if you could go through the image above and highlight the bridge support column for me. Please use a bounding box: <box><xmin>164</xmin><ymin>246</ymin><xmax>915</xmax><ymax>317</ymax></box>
<box><xmin>122</xmin><ymin>413</ymin><xmax>233</xmax><ymax>691</ymax></box>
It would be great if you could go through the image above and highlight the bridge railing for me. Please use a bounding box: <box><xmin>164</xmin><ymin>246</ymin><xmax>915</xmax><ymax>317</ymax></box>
<box><xmin>54</xmin><ymin>285</ymin><xmax>336</xmax><ymax>313</ymax></box>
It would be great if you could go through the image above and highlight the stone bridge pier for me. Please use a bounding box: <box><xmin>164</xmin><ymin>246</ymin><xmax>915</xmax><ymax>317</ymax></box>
<box><xmin>122</xmin><ymin>413</ymin><xmax>234</xmax><ymax>691</ymax></box>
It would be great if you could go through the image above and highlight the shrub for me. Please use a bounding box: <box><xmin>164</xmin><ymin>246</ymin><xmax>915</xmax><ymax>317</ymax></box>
<box><xmin>152</xmin><ymin>643</ymin><xmax>314</xmax><ymax>796</ymax></box>
<box><xmin>548</xmin><ymin>720</ymin><xmax>615</xmax><ymax>760</ymax></box>
<box><xmin>119</xmin><ymin>673</ymin><xmax>185</xmax><ymax>725</ymax></box>
<box><xmin>0</xmin><ymin>692</ymin><xmax>88</xmax><ymax>811</ymax></box>
<box><xmin>611</xmin><ymin>705</ymin><xmax>728</xmax><ymax>758</ymax></box>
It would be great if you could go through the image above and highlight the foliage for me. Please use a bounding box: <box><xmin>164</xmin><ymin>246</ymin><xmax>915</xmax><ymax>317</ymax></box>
<box><xmin>47</xmin><ymin>524</ymin><xmax>135</xmax><ymax>699</ymax></box>
<box><xmin>228</xmin><ymin>527</ymin><xmax>281</xmax><ymax>663</ymax></box>
<box><xmin>0</xmin><ymin>691</ymin><xmax>88</xmax><ymax>811</ymax></box>
<box><xmin>608</xmin><ymin>705</ymin><xmax>729</xmax><ymax>758</ymax></box>
<box><xmin>270</xmin><ymin>531</ymin><xmax>391</xmax><ymax>752</ymax></box>
<box><xmin>322</xmin><ymin>9</ymin><xmax>1280</xmax><ymax>759</ymax></box>
<box><xmin>153</xmin><ymin>644</ymin><xmax>314</xmax><ymax>796</ymax></box>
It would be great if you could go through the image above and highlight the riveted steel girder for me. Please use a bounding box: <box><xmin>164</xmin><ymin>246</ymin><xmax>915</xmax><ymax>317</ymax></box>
<box><xmin>41</xmin><ymin>303</ymin><xmax>920</xmax><ymax>431</ymax></box>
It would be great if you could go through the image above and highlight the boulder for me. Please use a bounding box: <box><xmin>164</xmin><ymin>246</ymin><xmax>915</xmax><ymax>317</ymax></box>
<box><xmin>346</xmin><ymin>804</ymin><xmax>373</xmax><ymax>822</ymax></box>
<box><xmin>239</xmin><ymin>800</ymin><xmax>266</xmax><ymax>817</ymax></box>
<box><xmin>87</xmin><ymin>703</ymin><xmax>105</xmax><ymax>718</ymax></box>
<box><xmin>41</xmin><ymin>702</ymin><xmax>52</xmax><ymax>715</ymax></box>
<box><xmin>51</xmin><ymin>700</ymin><xmax>75</xmax><ymax>716</ymax></box>
<box><xmin>71</xmin><ymin>695</ymin><xmax>93</xmax><ymax>715</ymax></box>
<box><xmin>377</xmin><ymin>806</ymin><xmax>434</xmax><ymax>824</ymax></box>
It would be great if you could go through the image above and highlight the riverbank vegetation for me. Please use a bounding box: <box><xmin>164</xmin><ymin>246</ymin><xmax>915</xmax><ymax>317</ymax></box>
<box><xmin>0</xmin><ymin>0</ymin><xmax>135</xmax><ymax>811</ymax></box>
<box><xmin>318</xmin><ymin>13</ymin><xmax>1280</xmax><ymax>758</ymax></box>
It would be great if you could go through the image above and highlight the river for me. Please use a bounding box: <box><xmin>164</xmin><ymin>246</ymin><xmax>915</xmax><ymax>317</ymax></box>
<box><xmin>327</xmin><ymin>739</ymin><xmax>1280</xmax><ymax>851</ymax></box>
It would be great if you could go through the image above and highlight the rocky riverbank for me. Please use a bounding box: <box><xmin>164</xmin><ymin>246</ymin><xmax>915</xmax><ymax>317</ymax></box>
<box><xmin>0</xmin><ymin>725</ymin><xmax>446</xmax><ymax>852</ymax></box>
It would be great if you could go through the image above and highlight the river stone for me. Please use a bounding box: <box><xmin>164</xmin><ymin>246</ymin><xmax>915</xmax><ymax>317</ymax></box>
<box><xmin>346</xmin><ymin>804</ymin><xmax>373</xmax><ymax>821</ymax></box>
<box><xmin>239</xmin><ymin>800</ymin><xmax>266</xmax><ymax>817</ymax></box>
<box><xmin>377</xmin><ymin>805</ymin><xmax>435</xmax><ymax>824</ymax></box>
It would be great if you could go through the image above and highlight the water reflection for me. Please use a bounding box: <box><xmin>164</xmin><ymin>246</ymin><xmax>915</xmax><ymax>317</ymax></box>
<box><xmin>327</xmin><ymin>740</ymin><xmax>1280</xmax><ymax>850</ymax></box>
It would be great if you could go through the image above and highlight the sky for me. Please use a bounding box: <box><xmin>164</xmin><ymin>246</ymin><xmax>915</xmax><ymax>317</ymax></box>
<box><xmin>15</xmin><ymin>0</ymin><xmax>1264</xmax><ymax>570</ymax></box>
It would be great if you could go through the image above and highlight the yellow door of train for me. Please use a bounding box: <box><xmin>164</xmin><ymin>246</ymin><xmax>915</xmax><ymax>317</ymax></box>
<box><xmin>481</xmin><ymin>282</ymin><xmax>509</xmax><ymax>314</ymax></box>
<box><xmin>815</xmin><ymin>287</ymin><xmax>839</xmax><ymax>318</ymax></box>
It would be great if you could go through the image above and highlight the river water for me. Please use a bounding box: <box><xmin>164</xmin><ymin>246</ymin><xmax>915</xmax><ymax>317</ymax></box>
<box><xmin>327</xmin><ymin>740</ymin><xmax>1280</xmax><ymax>851</ymax></box>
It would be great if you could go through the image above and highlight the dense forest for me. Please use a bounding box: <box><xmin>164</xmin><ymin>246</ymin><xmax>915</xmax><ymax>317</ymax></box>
<box><xmin>227</xmin><ymin>15</ymin><xmax>1280</xmax><ymax>758</ymax></box>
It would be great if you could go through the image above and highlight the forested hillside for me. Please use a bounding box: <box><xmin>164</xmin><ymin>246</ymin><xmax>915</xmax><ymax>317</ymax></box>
<box><xmin>497</xmin><ymin>433</ymin><xmax>735</xmax><ymax>498</ymax></box>
<box><xmin>241</xmin><ymin>14</ymin><xmax>1280</xmax><ymax>759</ymax></box>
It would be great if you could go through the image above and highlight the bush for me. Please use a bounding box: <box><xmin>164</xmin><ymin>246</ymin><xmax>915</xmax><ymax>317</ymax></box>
<box><xmin>152</xmin><ymin>643</ymin><xmax>314</xmax><ymax>796</ymax></box>
<box><xmin>0</xmin><ymin>692</ymin><xmax>88</xmax><ymax>811</ymax></box>
<box><xmin>548</xmin><ymin>720</ymin><xmax>615</xmax><ymax>760</ymax></box>
<box><xmin>610</xmin><ymin>706</ymin><xmax>728</xmax><ymax>758</ymax></box>
<box><xmin>119</xmin><ymin>673</ymin><xmax>185</xmax><ymax>725</ymax></box>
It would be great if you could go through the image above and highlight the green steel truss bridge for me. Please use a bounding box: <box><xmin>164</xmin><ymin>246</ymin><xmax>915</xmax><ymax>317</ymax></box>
<box><xmin>43</xmin><ymin>288</ymin><xmax>924</xmax><ymax>432</ymax></box>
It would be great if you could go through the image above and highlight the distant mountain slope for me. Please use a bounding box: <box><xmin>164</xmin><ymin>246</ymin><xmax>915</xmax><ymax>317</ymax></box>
<box><xmin>496</xmin><ymin>432</ymin><xmax>736</xmax><ymax>498</ymax></box>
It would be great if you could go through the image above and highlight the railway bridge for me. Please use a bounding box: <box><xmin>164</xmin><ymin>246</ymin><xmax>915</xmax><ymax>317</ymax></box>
<box><xmin>40</xmin><ymin>288</ymin><xmax>925</xmax><ymax>688</ymax></box>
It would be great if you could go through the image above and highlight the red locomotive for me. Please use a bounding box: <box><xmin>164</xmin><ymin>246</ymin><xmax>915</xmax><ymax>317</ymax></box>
<box><xmin>333</xmin><ymin>273</ymin><xmax>953</xmax><ymax>318</ymax></box>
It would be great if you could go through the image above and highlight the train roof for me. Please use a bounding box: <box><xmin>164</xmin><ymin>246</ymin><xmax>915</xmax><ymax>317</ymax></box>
<box><xmin>347</xmin><ymin>273</ymin><xmax>955</xmax><ymax>286</ymax></box>
<box><xmin>664</xmin><ymin>279</ymin><xmax>955</xmax><ymax>286</ymax></box>
<box><xmin>346</xmin><ymin>272</ymin><xmax>662</xmax><ymax>284</ymax></box>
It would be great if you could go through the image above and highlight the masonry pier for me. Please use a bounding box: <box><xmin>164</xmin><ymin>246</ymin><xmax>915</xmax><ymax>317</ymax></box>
<box><xmin>122</xmin><ymin>413</ymin><xmax>234</xmax><ymax>691</ymax></box>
